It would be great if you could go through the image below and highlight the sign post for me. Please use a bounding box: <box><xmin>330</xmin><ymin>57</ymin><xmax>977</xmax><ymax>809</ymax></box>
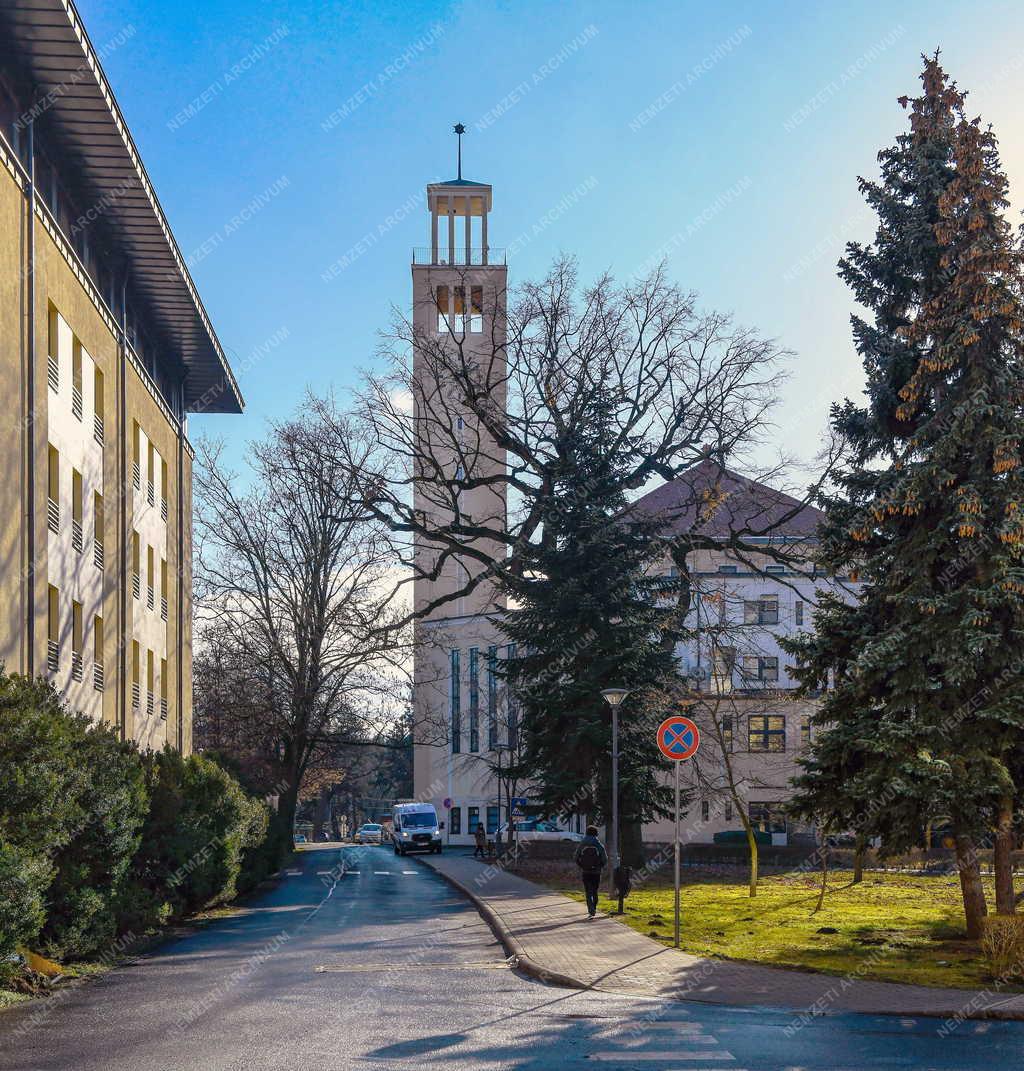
<box><xmin>656</xmin><ymin>711</ymin><xmax>700</xmax><ymax>948</ymax></box>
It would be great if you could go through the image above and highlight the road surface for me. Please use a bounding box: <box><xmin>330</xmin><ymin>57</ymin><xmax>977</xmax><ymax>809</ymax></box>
<box><xmin>3</xmin><ymin>844</ymin><xmax>1022</xmax><ymax>1070</ymax></box>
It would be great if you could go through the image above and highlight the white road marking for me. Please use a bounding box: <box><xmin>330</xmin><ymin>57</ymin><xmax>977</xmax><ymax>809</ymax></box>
<box><xmin>284</xmin><ymin>868</ymin><xmax>302</xmax><ymax>876</ymax></box>
<box><xmin>373</xmin><ymin>870</ymin><xmax>392</xmax><ymax>875</ymax></box>
<box><xmin>588</xmin><ymin>1054</ymin><xmax>732</xmax><ymax>1062</ymax></box>
<box><xmin>402</xmin><ymin>870</ymin><xmax>418</xmax><ymax>874</ymax></box>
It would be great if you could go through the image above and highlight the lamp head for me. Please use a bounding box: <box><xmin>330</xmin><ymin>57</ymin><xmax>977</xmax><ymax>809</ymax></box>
<box><xmin>600</xmin><ymin>688</ymin><xmax>630</xmax><ymax>708</ymax></box>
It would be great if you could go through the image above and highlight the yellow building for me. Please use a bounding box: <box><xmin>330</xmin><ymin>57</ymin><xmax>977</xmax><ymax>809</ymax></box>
<box><xmin>0</xmin><ymin>1</ymin><xmax>243</xmax><ymax>752</ymax></box>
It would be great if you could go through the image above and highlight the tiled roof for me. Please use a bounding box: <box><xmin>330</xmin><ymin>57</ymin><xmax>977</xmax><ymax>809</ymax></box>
<box><xmin>629</xmin><ymin>459</ymin><xmax>823</xmax><ymax>541</ymax></box>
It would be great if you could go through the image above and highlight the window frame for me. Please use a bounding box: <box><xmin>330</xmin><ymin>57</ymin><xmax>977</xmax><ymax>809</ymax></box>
<box><xmin>747</xmin><ymin>714</ymin><xmax>786</xmax><ymax>753</ymax></box>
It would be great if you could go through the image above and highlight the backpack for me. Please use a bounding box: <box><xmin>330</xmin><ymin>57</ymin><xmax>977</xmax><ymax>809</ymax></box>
<box><xmin>576</xmin><ymin>842</ymin><xmax>604</xmax><ymax>872</ymax></box>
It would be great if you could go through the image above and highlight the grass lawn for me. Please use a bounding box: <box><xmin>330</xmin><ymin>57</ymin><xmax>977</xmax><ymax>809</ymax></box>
<box><xmin>533</xmin><ymin>864</ymin><xmax>1009</xmax><ymax>990</ymax></box>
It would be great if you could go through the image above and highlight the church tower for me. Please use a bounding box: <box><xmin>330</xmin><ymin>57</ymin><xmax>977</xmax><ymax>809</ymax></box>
<box><xmin>411</xmin><ymin>128</ymin><xmax>510</xmax><ymax>840</ymax></box>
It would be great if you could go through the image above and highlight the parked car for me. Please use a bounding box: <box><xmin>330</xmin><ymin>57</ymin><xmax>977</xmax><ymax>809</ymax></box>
<box><xmin>353</xmin><ymin>823</ymin><xmax>383</xmax><ymax>845</ymax></box>
<box><xmin>293</xmin><ymin>833</ymin><xmax>307</xmax><ymax>844</ymax></box>
<box><xmin>497</xmin><ymin>819</ymin><xmax>582</xmax><ymax>843</ymax></box>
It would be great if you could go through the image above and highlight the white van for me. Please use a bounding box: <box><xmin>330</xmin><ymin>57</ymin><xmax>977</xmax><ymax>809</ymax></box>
<box><xmin>391</xmin><ymin>802</ymin><xmax>442</xmax><ymax>855</ymax></box>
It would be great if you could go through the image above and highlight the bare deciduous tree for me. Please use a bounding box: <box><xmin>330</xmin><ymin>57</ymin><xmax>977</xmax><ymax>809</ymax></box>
<box><xmin>193</xmin><ymin>411</ymin><xmax>413</xmax><ymax>835</ymax></box>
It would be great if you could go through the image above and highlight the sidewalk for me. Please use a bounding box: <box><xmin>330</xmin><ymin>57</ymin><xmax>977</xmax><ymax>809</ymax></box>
<box><xmin>419</xmin><ymin>851</ymin><xmax>1024</xmax><ymax>1022</ymax></box>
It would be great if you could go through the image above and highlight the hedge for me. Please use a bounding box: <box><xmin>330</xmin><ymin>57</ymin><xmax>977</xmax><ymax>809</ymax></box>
<box><xmin>0</xmin><ymin>671</ymin><xmax>287</xmax><ymax>971</ymax></box>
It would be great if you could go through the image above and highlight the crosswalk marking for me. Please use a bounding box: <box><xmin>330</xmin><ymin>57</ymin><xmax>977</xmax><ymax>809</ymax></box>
<box><xmin>373</xmin><ymin>870</ymin><xmax>392</xmax><ymax>875</ymax></box>
<box><xmin>402</xmin><ymin>870</ymin><xmax>418</xmax><ymax>874</ymax></box>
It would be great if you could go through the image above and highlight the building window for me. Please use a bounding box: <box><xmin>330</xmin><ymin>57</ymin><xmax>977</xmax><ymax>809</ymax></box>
<box><xmin>449</xmin><ymin>806</ymin><xmax>461</xmax><ymax>835</ymax></box>
<box><xmin>93</xmin><ymin>614</ymin><xmax>104</xmax><ymax>691</ymax></box>
<box><xmin>470</xmin><ymin>285</ymin><xmax>483</xmax><ymax>333</ymax></box>
<box><xmin>700</xmin><ymin>800</ymin><xmax>709</xmax><ymax>822</ymax></box>
<box><xmin>744</xmin><ymin>596</ymin><xmax>779</xmax><ymax>625</ymax></box>
<box><xmin>93</xmin><ymin>491</ymin><xmax>104</xmax><ymax>570</ymax></box>
<box><xmin>795</xmin><ymin>600</ymin><xmax>804</xmax><ymax>626</ymax></box>
<box><xmin>132</xmin><ymin>532</ymin><xmax>140</xmax><ymax>599</ymax></box>
<box><xmin>161</xmin><ymin>559</ymin><xmax>168</xmax><ymax>620</ymax></box>
<box><xmin>131</xmin><ymin>641</ymin><xmax>140</xmax><ymax>709</ymax></box>
<box><xmin>468</xmin><ymin>806</ymin><xmax>480</xmax><ymax>834</ymax></box>
<box><xmin>748</xmin><ymin>714</ymin><xmax>786</xmax><ymax>752</ymax></box>
<box><xmin>47</xmin><ymin>585</ymin><xmax>59</xmax><ymax>671</ymax></box>
<box><xmin>132</xmin><ymin>422</ymin><xmax>141</xmax><ymax>490</ymax></box>
<box><xmin>506</xmin><ymin>644</ymin><xmax>518</xmax><ymax>749</ymax></box>
<box><xmin>47</xmin><ymin>304</ymin><xmax>59</xmax><ymax>391</ymax></box>
<box><xmin>749</xmin><ymin>802</ymin><xmax>787</xmax><ymax>834</ymax></box>
<box><xmin>94</xmin><ymin>366</ymin><xmax>104</xmax><ymax>444</ymax></box>
<box><xmin>160</xmin><ymin>657</ymin><xmax>168</xmax><ymax>720</ymax></box>
<box><xmin>765</xmin><ymin>564</ymin><xmax>784</xmax><ymax>575</ymax></box>
<box><xmin>800</xmin><ymin>716</ymin><xmax>811</xmax><ymax>748</ymax></box>
<box><xmin>486</xmin><ymin>805</ymin><xmax>499</xmax><ymax>834</ymax></box>
<box><xmin>487</xmin><ymin>645</ymin><xmax>498</xmax><ymax>749</ymax></box>
<box><xmin>436</xmin><ymin>284</ymin><xmax>449</xmax><ymax>332</ymax></box>
<box><xmin>725</xmin><ymin>801</ymin><xmax>733</xmax><ymax>822</ymax></box>
<box><xmin>47</xmin><ymin>444</ymin><xmax>60</xmax><ymax>533</ymax></box>
<box><xmin>450</xmin><ymin>649</ymin><xmax>461</xmax><ymax>753</ymax></box>
<box><xmin>71</xmin><ymin>600</ymin><xmax>83</xmax><ymax>681</ymax></box>
<box><xmin>453</xmin><ymin>285</ymin><xmax>466</xmax><ymax>332</ymax></box>
<box><xmin>722</xmin><ymin>714</ymin><xmax>733</xmax><ymax>749</ymax></box>
<box><xmin>741</xmin><ymin>655</ymin><xmax>778</xmax><ymax>684</ymax></box>
<box><xmin>712</xmin><ymin>645</ymin><xmax>736</xmax><ymax>691</ymax></box>
<box><xmin>72</xmin><ymin>469</ymin><xmax>83</xmax><ymax>552</ymax></box>
<box><xmin>468</xmin><ymin>647</ymin><xmax>479</xmax><ymax>752</ymax></box>
<box><xmin>71</xmin><ymin>340</ymin><xmax>83</xmax><ymax>419</ymax></box>
<box><xmin>718</xmin><ymin>564</ymin><xmax>737</xmax><ymax>574</ymax></box>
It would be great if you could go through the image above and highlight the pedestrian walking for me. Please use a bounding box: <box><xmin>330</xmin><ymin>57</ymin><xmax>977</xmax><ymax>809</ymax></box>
<box><xmin>574</xmin><ymin>825</ymin><xmax>607</xmax><ymax>918</ymax></box>
<box><xmin>473</xmin><ymin>822</ymin><xmax>488</xmax><ymax>859</ymax></box>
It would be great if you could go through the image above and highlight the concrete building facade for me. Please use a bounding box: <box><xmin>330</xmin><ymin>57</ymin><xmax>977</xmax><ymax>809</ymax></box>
<box><xmin>0</xmin><ymin>0</ymin><xmax>242</xmax><ymax>751</ymax></box>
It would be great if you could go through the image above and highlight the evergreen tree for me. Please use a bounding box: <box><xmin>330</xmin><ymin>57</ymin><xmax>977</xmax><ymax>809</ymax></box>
<box><xmin>500</xmin><ymin>391</ymin><xmax>687</xmax><ymax>866</ymax></box>
<box><xmin>785</xmin><ymin>54</ymin><xmax>1024</xmax><ymax>937</ymax></box>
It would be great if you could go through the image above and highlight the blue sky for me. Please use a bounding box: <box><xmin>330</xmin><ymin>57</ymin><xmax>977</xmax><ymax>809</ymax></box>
<box><xmin>78</xmin><ymin>0</ymin><xmax>1024</xmax><ymax>471</ymax></box>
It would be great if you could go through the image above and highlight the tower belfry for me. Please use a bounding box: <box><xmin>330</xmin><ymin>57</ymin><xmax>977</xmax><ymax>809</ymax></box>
<box><xmin>410</xmin><ymin>132</ymin><xmax>508</xmax><ymax>835</ymax></box>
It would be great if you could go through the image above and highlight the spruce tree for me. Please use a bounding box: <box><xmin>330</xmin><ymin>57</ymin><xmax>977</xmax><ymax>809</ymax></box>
<box><xmin>500</xmin><ymin>391</ymin><xmax>686</xmax><ymax>866</ymax></box>
<box><xmin>785</xmin><ymin>55</ymin><xmax>1024</xmax><ymax>937</ymax></box>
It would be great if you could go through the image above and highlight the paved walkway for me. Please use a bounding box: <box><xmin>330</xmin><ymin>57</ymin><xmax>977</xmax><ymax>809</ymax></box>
<box><xmin>419</xmin><ymin>851</ymin><xmax>1024</xmax><ymax>1022</ymax></box>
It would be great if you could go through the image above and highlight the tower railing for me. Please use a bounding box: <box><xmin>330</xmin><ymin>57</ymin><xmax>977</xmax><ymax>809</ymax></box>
<box><xmin>413</xmin><ymin>247</ymin><xmax>506</xmax><ymax>266</ymax></box>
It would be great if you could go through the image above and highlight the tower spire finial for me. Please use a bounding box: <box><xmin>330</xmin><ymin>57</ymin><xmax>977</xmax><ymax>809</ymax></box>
<box><xmin>453</xmin><ymin>122</ymin><xmax>466</xmax><ymax>180</ymax></box>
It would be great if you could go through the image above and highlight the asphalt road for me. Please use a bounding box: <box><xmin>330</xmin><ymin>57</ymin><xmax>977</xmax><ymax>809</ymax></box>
<box><xmin>4</xmin><ymin>844</ymin><xmax>1024</xmax><ymax>1070</ymax></box>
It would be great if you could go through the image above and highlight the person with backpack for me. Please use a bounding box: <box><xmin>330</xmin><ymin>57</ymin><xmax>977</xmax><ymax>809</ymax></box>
<box><xmin>574</xmin><ymin>825</ymin><xmax>608</xmax><ymax>918</ymax></box>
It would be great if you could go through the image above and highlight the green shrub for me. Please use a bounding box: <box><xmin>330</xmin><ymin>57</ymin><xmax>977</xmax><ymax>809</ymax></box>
<box><xmin>0</xmin><ymin>674</ymin><xmax>91</xmax><ymax>851</ymax></box>
<box><xmin>40</xmin><ymin>726</ymin><xmax>148</xmax><ymax>959</ymax></box>
<box><xmin>128</xmin><ymin>748</ymin><xmax>266</xmax><ymax>921</ymax></box>
<box><xmin>0</xmin><ymin>839</ymin><xmax>50</xmax><ymax>982</ymax></box>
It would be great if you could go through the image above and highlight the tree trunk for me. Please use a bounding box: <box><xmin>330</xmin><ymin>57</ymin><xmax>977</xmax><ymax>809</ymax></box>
<box><xmin>815</xmin><ymin>837</ymin><xmax>830</xmax><ymax>913</ymax></box>
<box><xmin>620</xmin><ymin>818</ymin><xmax>645</xmax><ymax>869</ymax></box>
<box><xmin>955</xmin><ymin>832</ymin><xmax>988</xmax><ymax>939</ymax></box>
<box><xmin>994</xmin><ymin>793</ymin><xmax>1016</xmax><ymax>916</ymax></box>
<box><xmin>737</xmin><ymin>806</ymin><xmax>758</xmax><ymax>897</ymax></box>
<box><xmin>853</xmin><ymin>834</ymin><xmax>866</xmax><ymax>884</ymax></box>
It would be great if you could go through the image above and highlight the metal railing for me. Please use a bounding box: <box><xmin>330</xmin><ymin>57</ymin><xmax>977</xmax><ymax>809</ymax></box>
<box><xmin>146</xmin><ymin>692</ymin><xmax>154</xmax><ymax>716</ymax></box>
<box><xmin>71</xmin><ymin>652</ymin><xmax>83</xmax><ymax>682</ymax></box>
<box><xmin>160</xmin><ymin>697</ymin><xmax>168</xmax><ymax>721</ymax></box>
<box><xmin>72</xmin><ymin>519</ymin><xmax>83</xmax><ymax>553</ymax></box>
<box><xmin>147</xmin><ymin>481</ymin><xmax>155</xmax><ymax>507</ymax></box>
<box><xmin>132</xmin><ymin>461</ymin><xmax>140</xmax><ymax>489</ymax></box>
<box><xmin>132</xmin><ymin>572</ymin><xmax>140</xmax><ymax>599</ymax></box>
<box><xmin>412</xmin><ymin>246</ymin><xmax>506</xmax><ymax>266</ymax></box>
<box><xmin>94</xmin><ymin>538</ymin><xmax>104</xmax><ymax>571</ymax></box>
<box><xmin>161</xmin><ymin>596</ymin><xmax>168</xmax><ymax>621</ymax></box>
<box><xmin>72</xmin><ymin>384</ymin><xmax>83</xmax><ymax>420</ymax></box>
<box><xmin>47</xmin><ymin>497</ymin><xmax>59</xmax><ymax>533</ymax></box>
<box><xmin>147</xmin><ymin>586</ymin><xmax>154</xmax><ymax>611</ymax></box>
<box><xmin>94</xmin><ymin>661</ymin><xmax>104</xmax><ymax>692</ymax></box>
<box><xmin>94</xmin><ymin>414</ymin><xmax>104</xmax><ymax>446</ymax></box>
<box><xmin>161</xmin><ymin>499</ymin><xmax>168</xmax><ymax>522</ymax></box>
<box><xmin>47</xmin><ymin>640</ymin><xmax>59</xmax><ymax>672</ymax></box>
<box><xmin>131</xmin><ymin>682</ymin><xmax>140</xmax><ymax>709</ymax></box>
<box><xmin>47</xmin><ymin>354</ymin><xmax>59</xmax><ymax>391</ymax></box>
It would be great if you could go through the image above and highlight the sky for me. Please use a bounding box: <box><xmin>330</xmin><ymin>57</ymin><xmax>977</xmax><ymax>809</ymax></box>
<box><xmin>76</xmin><ymin>0</ymin><xmax>1024</xmax><ymax>476</ymax></box>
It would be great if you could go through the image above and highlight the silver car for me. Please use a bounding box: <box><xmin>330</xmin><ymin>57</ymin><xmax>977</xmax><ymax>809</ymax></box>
<box><xmin>497</xmin><ymin>819</ymin><xmax>582</xmax><ymax>843</ymax></box>
<box><xmin>353</xmin><ymin>823</ymin><xmax>382</xmax><ymax>845</ymax></box>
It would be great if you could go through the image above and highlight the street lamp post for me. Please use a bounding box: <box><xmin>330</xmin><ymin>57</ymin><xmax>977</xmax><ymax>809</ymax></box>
<box><xmin>601</xmin><ymin>687</ymin><xmax>630</xmax><ymax>903</ymax></box>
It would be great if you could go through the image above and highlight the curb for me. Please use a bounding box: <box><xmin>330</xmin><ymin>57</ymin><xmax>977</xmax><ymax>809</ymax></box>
<box><xmin>415</xmin><ymin>856</ymin><xmax>1024</xmax><ymax>1023</ymax></box>
<box><xmin>417</xmin><ymin>856</ymin><xmax>588</xmax><ymax>990</ymax></box>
